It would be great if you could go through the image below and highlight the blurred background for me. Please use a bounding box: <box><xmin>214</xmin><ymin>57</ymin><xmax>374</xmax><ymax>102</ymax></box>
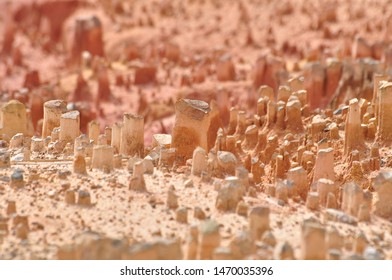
<box><xmin>1</xmin><ymin>0</ymin><xmax>392</xmax><ymax>144</ymax></box>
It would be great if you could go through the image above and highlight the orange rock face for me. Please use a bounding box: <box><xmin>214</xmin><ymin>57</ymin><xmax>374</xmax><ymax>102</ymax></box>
<box><xmin>71</xmin><ymin>15</ymin><xmax>105</xmax><ymax>64</ymax></box>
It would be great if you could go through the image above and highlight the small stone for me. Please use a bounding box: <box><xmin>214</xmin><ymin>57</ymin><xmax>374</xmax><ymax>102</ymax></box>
<box><xmin>326</xmin><ymin>227</ymin><xmax>343</xmax><ymax>250</ymax></box>
<box><xmin>236</xmin><ymin>201</ymin><xmax>248</xmax><ymax>217</ymax></box>
<box><xmin>9</xmin><ymin>133</ymin><xmax>24</xmax><ymax>148</ymax></box>
<box><xmin>354</xmin><ymin>232</ymin><xmax>367</xmax><ymax>254</ymax></box>
<box><xmin>213</xmin><ymin>247</ymin><xmax>234</xmax><ymax>260</ymax></box>
<box><xmin>229</xmin><ymin>231</ymin><xmax>254</xmax><ymax>259</ymax></box>
<box><xmin>262</xmin><ymin>231</ymin><xmax>277</xmax><ymax>247</ymax></box>
<box><xmin>31</xmin><ymin>137</ymin><xmax>45</xmax><ymax>153</ymax></box>
<box><xmin>184</xmin><ymin>179</ymin><xmax>193</xmax><ymax>188</ymax></box>
<box><xmin>167</xmin><ymin>187</ymin><xmax>179</xmax><ymax>209</ymax></box>
<box><xmin>342</xmin><ymin>182</ymin><xmax>364</xmax><ymax>217</ymax></box>
<box><xmin>159</xmin><ymin>148</ymin><xmax>176</xmax><ymax>167</ymax></box>
<box><xmin>363</xmin><ymin>246</ymin><xmax>383</xmax><ymax>260</ymax></box>
<box><xmin>48</xmin><ymin>190</ymin><xmax>57</xmax><ymax>198</ymax></box>
<box><xmin>198</xmin><ymin>219</ymin><xmax>220</xmax><ymax>260</ymax></box>
<box><xmin>248</xmin><ymin>186</ymin><xmax>257</xmax><ymax>197</ymax></box>
<box><xmin>15</xmin><ymin>223</ymin><xmax>28</xmax><ymax>240</ymax></box>
<box><xmin>217</xmin><ymin>151</ymin><xmax>237</xmax><ymax>175</ymax></box>
<box><xmin>152</xmin><ymin>134</ymin><xmax>172</xmax><ymax>149</ymax></box>
<box><xmin>287</xmin><ymin>166</ymin><xmax>308</xmax><ymax>199</ymax></box>
<box><xmin>10</xmin><ymin>169</ymin><xmax>24</xmax><ymax>188</ymax></box>
<box><xmin>266</xmin><ymin>184</ymin><xmax>275</xmax><ymax>197</ymax></box>
<box><xmin>306</xmin><ymin>192</ymin><xmax>319</xmax><ymax>210</ymax></box>
<box><xmin>358</xmin><ymin>204</ymin><xmax>371</xmax><ymax>222</ymax></box>
<box><xmin>327</xmin><ymin>249</ymin><xmax>341</xmax><ymax>260</ymax></box>
<box><xmin>73</xmin><ymin>151</ymin><xmax>87</xmax><ymax>174</ymax></box>
<box><xmin>13</xmin><ymin>215</ymin><xmax>29</xmax><ymax>230</ymax></box>
<box><xmin>191</xmin><ymin>147</ymin><xmax>208</xmax><ymax>176</ymax></box>
<box><xmin>313</xmin><ymin>148</ymin><xmax>335</xmax><ymax>183</ymax></box>
<box><xmin>301</xmin><ymin>219</ymin><xmax>326</xmax><ymax>260</ymax></box>
<box><xmin>176</xmin><ymin>207</ymin><xmax>188</xmax><ymax>223</ymax></box>
<box><xmin>324</xmin><ymin>209</ymin><xmax>357</xmax><ymax>225</ymax></box>
<box><xmin>57</xmin><ymin>170</ymin><xmax>69</xmax><ymax>180</ymax></box>
<box><xmin>275</xmin><ymin>241</ymin><xmax>295</xmax><ymax>260</ymax></box>
<box><xmin>129</xmin><ymin>161</ymin><xmax>146</xmax><ymax>191</ymax></box>
<box><xmin>65</xmin><ymin>190</ymin><xmax>76</xmax><ymax>204</ymax></box>
<box><xmin>6</xmin><ymin>201</ymin><xmax>16</xmax><ymax>215</ymax></box>
<box><xmin>11</xmin><ymin>153</ymin><xmax>24</xmax><ymax>162</ymax></box>
<box><xmin>249</xmin><ymin>206</ymin><xmax>270</xmax><ymax>241</ymax></box>
<box><xmin>216</xmin><ymin>177</ymin><xmax>243</xmax><ymax>211</ymax></box>
<box><xmin>77</xmin><ymin>190</ymin><xmax>91</xmax><ymax>206</ymax></box>
<box><xmin>143</xmin><ymin>157</ymin><xmax>154</xmax><ymax>174</ymax></box>
<box><xmin>275</xmin><ymin>181</ymin><xmax>289</xmax><ymax>203</ymax></box>
<box><xmin>373</xmin><ymin>171</ymin><xmax>392</xmax><ymax>219</ymax></box>
<box><xmin>0</xmin><ymin>217</ymin><xmax>8</xmax><ymax>232</ymax></box>
<box><xmin>92</xmin><ymin>145</ymin><xmax>114</xmax><ymax>172</ymax></box>
<box><xmin>326</xmin><ymin>192</ymin><xmax>337</xmax><ymax>209</ymax></box>
<box><xmin>128</xmin><ymin>157</ymin><xmax>143</xmax><ymax>172</ymax></box>
<box><xmin>317</xmin><ymin>178</ymin><xmax>336</xmax><ymax>207</ymax></box>
<box><xmin>0</xmin><ymin>149</ymin><xmax>10</xmax><ymax>168</ymax></box>
<box><xmin>186</xmin><ymin>225</ymin><xmax>199</xmax><ymax>260</ymax></box>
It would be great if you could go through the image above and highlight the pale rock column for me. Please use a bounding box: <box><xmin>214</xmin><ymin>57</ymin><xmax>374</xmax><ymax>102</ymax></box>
<box><xmin>120</xmin><ymin>113</ymin><xmax>144</xmax><ymax>157</ymax></box>
<box><xmin>344</xmin><ymin>98</ymin><xmax>364</xmax><ymax>155</ymax></box>
<box><xmin>42</xmin><ymin>100</ymin><xmax>66</xmax><ymax>138</ymax></box>
<box><xmin>376</xmin><ymin>82</ymin><xmax>392</xmax><ymax>145</ymax></box>
<box><xmin>59</xmin><ymin>111</ymin><xmax>80</xmax><ymax>143</ymax></box>
<box><xmin>313</xmin><ymin>148</ymin><xmax>335</xmax><ymax>183</ymax></box>
<box><xmin>92</xmin><ymin>145</ymin><xmax>114</xmax><ymax>171</ymax></box>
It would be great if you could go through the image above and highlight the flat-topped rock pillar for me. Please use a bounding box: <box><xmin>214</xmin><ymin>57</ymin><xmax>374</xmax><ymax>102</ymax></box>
<box><xmin>92</xmin><ymin>145</ymin><xmax>114</xmax><ymax>171</ymax></box>
<box><xmin>172</xmin><ymin>99</ymin><xmax>221</xmax><ymax>163</ymax></box>
<box><xmin>0</xmin><ymin>100</ymin><xmax>27</xmax><ymax>138</ymax></box>
<box><xmin>42</xmin><ymin>100</ymin><xmax>67</xmax><ymax>138</ymax></box>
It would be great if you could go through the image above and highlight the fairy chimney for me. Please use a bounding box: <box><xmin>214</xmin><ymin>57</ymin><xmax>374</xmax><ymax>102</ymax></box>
<box><xmin>172</xmin><ymin>99</ymin><xmax>221</xmax><ymax>163</ymax></box>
